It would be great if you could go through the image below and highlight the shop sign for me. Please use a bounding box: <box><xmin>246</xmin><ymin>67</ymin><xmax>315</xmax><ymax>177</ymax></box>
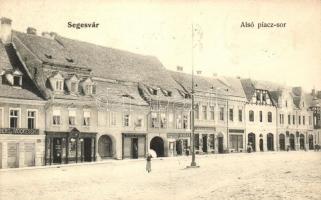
<box><xmin>229</xmin><ymin>129</ymin><xmax>244</xmax><ymax>133</ymax></box>
<box><xmin>167</xmin><ymin>133</ymin><xmax>191</xmax><ymax>138</ymax></box>
<box><xmin>0</xmin><ymin>128</ymin><xmax>39</xmax><ymax>135</ymax></box>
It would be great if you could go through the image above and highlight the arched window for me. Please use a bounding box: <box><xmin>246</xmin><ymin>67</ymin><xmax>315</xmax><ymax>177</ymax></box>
<box><xmin>249</xmin><ymin>110</ymin><xmax>254</xmax><ymax>122</ymax></box>
<box><xmin>268</xmin><ymin>112</ymin><xmax>272</xmax><ymax>122</ymax></box>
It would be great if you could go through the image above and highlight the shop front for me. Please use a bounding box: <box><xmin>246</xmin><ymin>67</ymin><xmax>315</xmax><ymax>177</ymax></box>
<box><xmin>228</xmin><ymin>129</ymin><xmax>244</xmax><ymax>153</ymax></box>
<box><xmin>45</xmin><ymin>128</ymin><xmax>97</xmax><ymax>165</ymax></box>
<box><xmin>0</xmin><ymin>128</ymin><xmax>44</xmax><ymax>169</ymax></box>
<box><xmin>167</xmin><ymin>132</ymin><xmax>190</xmax><ymax>156</ymax></box>
<box><xmin>122</xmin><ymin>133</ymin><xmax>146</xmax><ymax>159</ymax></box>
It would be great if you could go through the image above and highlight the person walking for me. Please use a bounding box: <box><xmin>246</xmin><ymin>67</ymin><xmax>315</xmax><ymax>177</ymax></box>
<box><xmin>146</xmin><ymin>153</ymin><xmax>152</xmax><ymax>173</ymax></box>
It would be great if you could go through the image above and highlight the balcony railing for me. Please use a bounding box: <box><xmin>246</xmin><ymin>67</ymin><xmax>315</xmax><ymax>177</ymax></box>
<box><xmin>0</xmin><ymin>128</ymin><xmax>39</xmax><ymax>135</ymax></box>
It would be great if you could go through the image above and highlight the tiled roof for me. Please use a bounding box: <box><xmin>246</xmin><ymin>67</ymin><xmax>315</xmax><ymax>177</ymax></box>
<box><xmin>169</xmin><ymin>71</ymin><xmax>230</xmax><ymax>95</ymax></box>
<box><xmin>13</xmin><ymin>31</ymin><xmax>187</xmax><ymax>102</ymax></box>
<box><xmin>13</xmin><ymin>31</ymin><xmax>181</xmax><ymax>92</ymax></box>
<box><xmin>0</xmin><ymin>42</ymin><xmax>43</xmax><ymax>101</ymax></box>
<box><xmin>95</xmin><ymin>81</ymin><xmax>148</xmax><ymax>106</ymax></box>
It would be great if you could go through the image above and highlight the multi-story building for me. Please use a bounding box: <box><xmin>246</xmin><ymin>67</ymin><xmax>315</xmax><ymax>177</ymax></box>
<box><xmin>241</xmin><ymin>79</ymin><xmax>277</xmax><ymax>152</ymax></box>
<box><xmin>0</xmin><ymin>18</ymin><xmax>46</xmax><ymax>168</ymax></box>
<box><xmin>170</xmin><ymin>69</ymin><xmax>247</xmax><ymax>154</ymax></box>
<box><xmin>310</xmin><ymin>89</ymin><xmax>321</xmax><ymax>146</ymax></box>
<box><xmin>1</xmin><ymin>16</ymin><xmax>320</xmax><ymax>169</ymax></box>
<box><xmin>272</xmin><ymin>86</ymin><xmax>314</xmax><ymax>151</ymax></box>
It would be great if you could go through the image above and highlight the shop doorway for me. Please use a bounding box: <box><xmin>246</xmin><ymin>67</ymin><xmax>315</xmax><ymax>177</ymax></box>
<box><xmin>309</xmin><ymin>135</ymin><xmax>314</xmax><ymax>150</ymax></box>
<box><xmin>24</xmin><ymin>143</ymin><xmax>35</xmax><ymax>167</ymax></box>
<box><xmin>279</xmin><ymin>134</ymin><xmax>285</xmax><ymax>150</ymax></box>
<box><xmin>267</xmin><ymin>133</ymin><xmax>274</xmax><ymax>151</ymax></box>
<box><xmin>176</xmin><ymin>140</ymin><xmax>182</xmax><ymax>155</ymax></box>
<box><xmin>299</xmin><ymin>134</ymin><xmax>305</xmax><ymax>150</ymax></box>
<box><xmin>7</xmin><ymin>143</ymin><xmax>19</xmax><ymax>168</ymax></box>
<box><xmin>84</xmin><ymin>138</ymin><xmax>92</xmax><ymax>162</ymax></box>
<box><xmin>150</xmin><ymin>137</ymin><xmax>164</xmax><ymax>157</ymax></box>
<box><xmin>218</xmin><ymin>136</ymin><xmax>224</xmax><ymax>153</ymax></box>
<box><xmin>248</xmin><ymin>133</ymin><xmax>256</xmax><ymax>151</ymax></box>
<box><xmin>259</xmin><ymin>139</ymin><xmax>264</xmax><ymax>152</ymax></box>
<box><xmin>98</xmin><ymin>135</ymin><xmax>113</xmax><ymax>159</ymax></box>
<box><xmin>290</xmin><ymin>134</ymin><xmax>295</xmax><ymax>150</ymax></box>
<box><xmin>131</xmin><ymin>138</ymin><xmax>138</xmax><ymax>159</ymax></box>
<box><xmin>202</xmin><ymin>135</ymin><xmax>208</xmax><ymax>153</ymax></box>
<box><xmin>53</xmin><ymin>138</ymin><xmax>62</xmax><ymax>164</ymax></box>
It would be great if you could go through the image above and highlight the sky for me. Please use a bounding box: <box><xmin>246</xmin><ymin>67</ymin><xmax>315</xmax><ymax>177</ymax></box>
<box><xmin>0</xmin><ymin>0</ymin><xmax>320</xmax><ymax>91</ymax></box>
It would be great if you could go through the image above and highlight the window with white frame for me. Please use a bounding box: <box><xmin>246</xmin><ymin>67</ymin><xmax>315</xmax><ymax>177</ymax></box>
<box><xmin>123</xmin><ymin>114</ymin><xmax>130</xmax><ymax>127</ymax></box>
<box><xmin>13</xmin><ymin>75</ymin><xmax>22</xmax><ymax>87</ymax></box>
<box><xmin>210</xmin><ymin>106</ymin><xmax>215</xmax><ymax>120</ymax></box>
<box><xmin>303</xmin><ymin>116</ymin><xmax>305</xmax><ymax>125</ymax></box>
<box><xmin>9</xmin><ymin>109</ymin><xmax>19</xmax><ymax>128</ymax></box>
<box><xmin>110</xmin><ymin>112</ymin><xmax>117</xmax><ymax>126</ymax></box>
<box><xmin>27</xmin><ymin>110</ymin><xmax>36</xmax><ymax>129</ymax></box>
<box><xmin>238</xmin><ymin>109</ymin><xmax>242</xmax><ymax>122</ymax></box>
<box><xmin>249</xmin><ymin>110</ymin><xmax>254</xmax><ymax>122</ymax></box>
<box><xmin>259</xmin><ymin>111</ymin><xmax>263</xmax><ymax>122</ymax></box>
<box><xmin>176</xmin><ymin>114</ymin><xmax>182</xmax><ymax>129</ymax></box>
<box><xmin>183</xmin><ymin>115</ymin><xmax>188</xmax><ymax>129</ymax></box>
<box><xmin>160</xmin><ymin>113</ymin><xmax>166</xmax><ymax>128</ymax></box>
<box><xmin>229</xmin><ymin>108</ymin><xmax>233</xmax><ymax>121</ymax></box>
<box><xmin>52</xmin><ymin>110</ymin><xmax>61</xmax><ymax>125</ymax></box>
<box><xmin>220</xmin><ymin>107</ymin><xmax>224</xmax><ymax>121</ymax></box>
<box><xmin>202</xmin><ymin>105</ymin><xmax>207</xmax><ymax>120</ymax></box>
<box><xmin>151</xmin><ymin>112</ymin><xmax>158</xmax><ymax>128</ymax></box>
<box><xmin>70</xmin><ymin>82</ymin><xmax>77</xmax><ymax>93</ymax></box>
<box><xmin>135</xmin><ymin>117</ymin><xmax>143</xmax><ymax>128</ymax></box>
<box><xmin>194</xmin><ymin>104</ymin><xmax>199</xmax><ymax>119</ymax></box>
<box><xmin>268</xmin><ymin>112</ymin><xmax>272</xmax><ymax>123</ymax></box>
<box><xmin>83</xmin><ymin>111</ymin><xmax>91</xmax><ymax>126</ymax></box>
<box><xmin>55</xmin><ymin>79</ymin><xmax>63</xmax><ymax>91</ymax></box>
<box><xmin>69</xmin><ymin>110</ymin><xmax>76</xmax><ymax>126</ymax></box>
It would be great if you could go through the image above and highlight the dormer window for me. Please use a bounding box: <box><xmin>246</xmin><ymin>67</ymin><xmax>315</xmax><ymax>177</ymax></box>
<box><xmin>153</xmin><ymin>89</ymin><xmax>157</xmax><ymax>95</ymax></box>
<box><xmin>13</xmin><ymin>75</ymin><xmax>22</xmax><ymax>87</ymax></box>
<box><xmin>4</xmin><ymin>69</ymin><xmax>23</xmax><ymax>87</ymax></box>
<box><xmin>66</xmin><ymin>75</ymin><xmax>79</xmax><ymax>95</ymax></box>
<box><xmin>55</xmin><ymin>79</ymin><xmax>63</xmax><ymax>91</ymax></box>
<box><xmin>81</xmin><ymin>77</ymin><xmax>96</xmax><ymax>95</ymax></box>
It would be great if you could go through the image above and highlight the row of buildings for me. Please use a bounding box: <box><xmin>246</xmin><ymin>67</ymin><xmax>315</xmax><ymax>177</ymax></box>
<box><xmin>0</xmin><ymin>17</ymin><xmax>320</xmax><ymax>169</ymax></box>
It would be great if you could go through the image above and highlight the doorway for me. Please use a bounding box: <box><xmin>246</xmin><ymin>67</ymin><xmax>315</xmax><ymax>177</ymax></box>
<box><xmin>24</xmin><ymin>143</ymin><xmax>35</xmax><ymax>167</ymax></box>
<box><xmin>176</xmin><ymin>140</ymin><xmax>182</xmax><ymax>155</ymax></box>
<box><xmin>53</xmin><ymin>138</ymin><xmax>62</xmax><ymax>164</ymax></box>
<box><xmin>218</xmin><ymin>136</ymin><xmax>224</xmax><ymax>153</ymax></box>
<box><xmin>150</xmin><ymin>137</ymin><xmax>164</xmax><ymax>157</ymax></box>
<box><xmin>309</xmin><ymin>135</ymin><xmax>314</xmax><ymax>150</ymax></box>
<box><xmin>84</xmin><ymin>138</ymin><xmax>92</xmax><ymax>162</ymax></box>
<box><xmin>248</xmin><ymin>133</ymin><xmax>256</xmax><ymax>152</ymax></box>
<box><xmin>279</xmin><ymin>134</ymin><xmax>285</xmax><ymax>150</ymax></box>
<box><xmin>299</xmin><ymin>134</ymin><xmax>305</xmax><ymax>150</ymax></box>
<box><xmin>267</xmin><ymin>133</ymin><xmax>274</xmax><ymax>151</ymax></box>
<box><xmin>131</xmin><ymin>138</ymin><xmax>138</xmax><ymax>159</ymax></box>
<box><xmin>290</xmin><ymin>134</ymin><xmax>295</xmax><ymax>150</ymax></box>
<box><xmin>98</xmin><ymin>135</ymin><xmax>113</xmax><ymax>159</ymax></box>
<box><xmin>202</xmin><ymin>135</ymin><xmax>208</xmax><ymax>153</ymax></box>
<box><xmin>259</xmin><ymin>139</ymin><xmax>264</xmax><ymax>152</ymax></box>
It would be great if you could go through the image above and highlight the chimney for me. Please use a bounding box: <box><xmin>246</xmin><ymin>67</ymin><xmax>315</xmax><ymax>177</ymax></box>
<box><xmin>236</xmin><ymin>76</ymin><xmax>241</xmax><ymax>79</ymax></box>
<box><xmin>0</xmin><ymin>17</ymin><xmax>12</xmax><ymax>44</ymax></box>
<box><xmin>27</xmin><ymin>27</ymin><xmax>37</xmax><ymax>35</ymax></box>
<box><xmin>50</xmin><ymin>32</ymin><xmax>57</xmax><ymax>39</ymax></box>
<box><xmin>317</xmin><ymin>91</ymin><xmax>321</xmax><ymax>99</ymax></box>
<box><xmin>196</xmin><ymin>70</ymin><xmax>202</xmax><ymax>75</ymax></box>
<box><xmin>213</xmin><ymin>73</ymin><xmax>217</xmax><ymax>77</ymax></box>
<box><xmin>176</xmin><ymin>66</ymin><xmax>183</xmax><ymax>72</ymax></box>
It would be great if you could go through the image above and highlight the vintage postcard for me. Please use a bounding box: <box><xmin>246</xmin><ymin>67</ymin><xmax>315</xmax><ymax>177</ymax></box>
<box><xmin>0</xmin><ymin>0</ymin><xmax>320</xmax><ymax>199</ymax></box>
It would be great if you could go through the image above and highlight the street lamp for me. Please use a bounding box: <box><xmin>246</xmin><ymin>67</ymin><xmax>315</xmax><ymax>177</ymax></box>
<box><xmin>187</xmin><ymin>24</ymin><xmax>200</xmax><ymax>168</ymax></box>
